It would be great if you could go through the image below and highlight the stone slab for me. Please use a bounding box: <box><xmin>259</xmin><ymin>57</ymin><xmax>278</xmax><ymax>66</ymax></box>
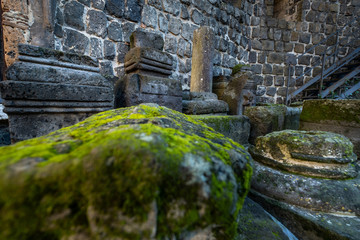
<box><xmin>182</xmin><ymin>99</ymin><xmax>229</xmax><ymax>115</ymax></box>
<box><xmin>191</xmin><ymin>115</ymin><xmax>250</xmax><ymax>146</ymax></box>
<box><xmin>0</xmin><ymin>81</ymin><xmax>113</xmax><ymax>103</ymax></box>
<box><xmin>250</xmin><ymin>190</ymin><xmax>360</xmax><ymax>240</ymax></box>
<box><xmin>182</xmin><ymin>91</ymin><xmax>219</xmax><ymax>101</ymax></box>
<box><xmin>125</xmin><ymin>47</ymin><xmax>173</xmax><ymax>67</ymax></box>
<box><xmin>6</xmin><ymin>62</ymin><xmax>112</xmax><ymax>87</ymax></box>
<box><xmin>18</xmin><ymin>44</ymin><xmax>98</xmax><ymax>67</ymax></box>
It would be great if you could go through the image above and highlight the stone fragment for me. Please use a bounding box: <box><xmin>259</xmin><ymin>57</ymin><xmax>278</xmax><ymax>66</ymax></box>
<box><xmin>190</xmin><ymin>27</ymin><xmax>214</xmax><ymax>93</ymax></box>
<box><xmin>0</xmin><ymin>103</ymin><xmax>252</xmax><ymax>240</ymax></box>
<box><xmin>130</xmin><ymin>29</ymin><xmax>164</xmax><ymax>51</ymax></box>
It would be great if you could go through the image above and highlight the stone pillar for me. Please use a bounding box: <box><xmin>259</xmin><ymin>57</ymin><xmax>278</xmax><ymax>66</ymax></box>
<box><xmin>190</xmin><ymin>27</ymin><xmax>214</xmax><ymax>93</ymax></box>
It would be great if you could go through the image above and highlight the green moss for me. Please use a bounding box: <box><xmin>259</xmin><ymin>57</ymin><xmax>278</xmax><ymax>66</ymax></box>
<box><xmin>0</xmin><ymin>104</ymin><xmax>253</xmax><ymax>240</ymax></box>
<box><xmin>231</xmin><ymin>64</ymin><xmax>250</xmax><ymax>76</ymax></box>
<box><xmin>300</xmin><ymin>99</ymin><xmax>360</xmax><ymax>124</ymax></box>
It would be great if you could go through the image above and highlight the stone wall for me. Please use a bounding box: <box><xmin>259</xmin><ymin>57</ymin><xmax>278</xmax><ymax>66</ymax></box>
<box><xmin>251</xmin><ymin>0</ymin><xmax>360</xmax><ymax>104</ymax></box>
<box><xmin>1</xmin><ymin>0</ymin><xmax>360</xmax><ymax>103</ymax></box>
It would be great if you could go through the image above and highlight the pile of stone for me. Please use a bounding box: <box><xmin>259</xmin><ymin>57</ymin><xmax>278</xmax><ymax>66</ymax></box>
<box><xmin>115</xmin><ymin>29</ymin><xmax>182</xmax><ymax>112</ymax></box>
<box><xmin>0</xmin><ymin>44</ymin><xmax>113</xmax><ymax>142</ymax></box>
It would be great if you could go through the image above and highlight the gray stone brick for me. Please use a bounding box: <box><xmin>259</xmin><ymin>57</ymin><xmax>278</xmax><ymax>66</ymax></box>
<box><xmin>90</xmin><ymin>38</ymin><xmax>103</xmax><ymax>59</ymax></box>
<box><xmin>122</xmin><ymin>22</ymin><xmax>136</xmax><ymax>42</ymax></box>
<box><xmin>256</xmin><ymin>85</ymin><xmax>266</xmax><ymax>96</ymax></box>
<box><xmin>162</xmin><ymin>0</ymin><xmax>181</xmax><ymax>16</ymax></box>
<box><xmin>212</xmin><ymin>50</ymin><xmax>221</xmax><ymax>65</ymax></box>
<box><xmin>148</xmin><ymin>0</ymin><xmax>162</xmax><ymax>9</ymax></box>
<box><xmin>142</xmin><ymin>5</ymin><xmax>157</xmax><ymax>28</ymax></box>
<box><xmin>64</xmin><ymin>29</ymin><xmax>89</xmax><ymax>54</ymax></box>
<box><xmin>192</xmin><ymin>9</ymin><xmax>204</xmax><ymax>25</ymax></box>
<box><xmin>251</xmin><ymin>64</ymin><xmax>262</xmax><ymax>74</ymax></box>
<box><xmin>249</xmin><ymin>51</ymin><xmax>257</xmax><ymax>63</ymax></box>
<box><xmin>158</xmin><ymin>13</ymin><xmax>169</xmax><ymax>33</ymax></box>
<box><xmin>219</xmin><ymin>38</ymin><xmax>229</xmax><ymax>52</ymax></box>
<box><xmin>181</xmin><ymin>4</ymin><xmax>190</xmax><ymax>19</ymax></box>
<box><xmin>185</xmin><ymin>42</ymin><xmax>192</xmax><ymax>57</ymax></box>
<box><xmin>268</xmin><ymin>53</ymin><xmax>284</xmax><ymax>64</ymax></box>
<box><xmin>275</xmin><ymin>42</ymin><xmax>284</xmax><ymax>52</ymax></box>
<box><xmin>262</xmin><ymin>40</ymin><xmax>274</xmax><ymax>51</ymax></box>
<box><xmin>266</xmin><ymin>87</ymin><xmax>276</xmax><ymax>96</ymax></box>
<box><xmin>298</xmin><ymin>55</ymin><xmax>312</xmax><ymax>65</ymax></box>
<box><xmin>252</xmin><ymin>39</ymin><xmax>262</xmax><ymax>50</ymax></box>
<box><xmin>275</xmin><ymin>76</ymin><xmax>284</xmax><ymax>86</ymax></box>
<box><xmin>264</xmin><ymin>76</ymin><xmax>273</xmax><ymax>86</ymax></box>
<box><xmin>125</xmin><ymin>0</ymin><xmax>142</xmax><ymax>22</ymax></box>
<box><xmin>273</xmin><ymin>65</ymin><xmax>284</xmax><ymax>75</ymax></box>
<box><xmin>181</xmin><ymin>23</ymin><xmax>197</xmax><ymax>41</ymax></box>
<box><xmin>106</xmin><ymin>0</ymin><xmax>125</xmax><ymax>18</ymax></box>
<box><xmin>104</xmin><ymin>40</ymin><xmax>116</xmax><ymax>60</ymax></box>
<box><xmin>117</xmin><ymin>42</ymin><xmax>129</xmax><ymax>63</ymax></box>
<box><xmin>258</xmin><ymin>52</ymin><xmax>266</xmax><ymax>64</ymax></box>
<box><xmin>64</xmin><ymin>1</ymin><xmax>84</xmax><ymax>31</ymax></box>
<box><xmin>92</xmin><ymin>0</ymin><xmax>105</xmax><ymax>10</ymax></box>
<box><xmin>169</xmin><ymin>17</ymin><xmax>182</xmax><ymax>35</ymax></box>
<box><xmin>87</xmin><ymin>10</ymin><xmax>107</xmax><ymax>38</ymax></box>
<box><xmin>263</xmin><ymin>64</ymin><xmax>272</xmax><ymax>74</ymax></box>
<box><xmin>286</xmin><ymin>53</ymin><xmax>297</xmax><ymax>65</ymax></box>
<box><xmin>108</xmin><ymin>22</ymin><xmax>122</xmax><ymax>42</ymax></box>
<box><xmin>284</xmin><ymin>43</ymin><xmax>294</xmax><ymax>52</ymax></box>
<box><xmin>164</xmin><ymin>36</ymin><xmax>177</xmax><ymax>54</ymax></box>
<box><xmin>299</xmin><ymin>33</ymin><xmax>311</xmax><ymax>44</ymax></box>
<box><xmin>294</xmin><ymin>44</ymin><xmax>304</xmax><ymax>53</ymax></box>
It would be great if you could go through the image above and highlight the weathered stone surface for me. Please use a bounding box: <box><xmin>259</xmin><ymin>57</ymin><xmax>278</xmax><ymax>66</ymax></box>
<box><xmin>105</xmin><ymin>0</ymin><xmax>125</xmax><ymax>17</ymax></box>
<box><xmin>284</xmin><ymin>106</ymin><xmax>302</xmax><ymax>130</ymax></box>
<box><xmin>124</xmin><ymin>0</ymin><xmax>142</xmax><ymax>22</ymax></box>
<box><xmin>183</xmin><ymin>92</ymin><xmax>218</xmax><ymax>101</ymax></box>
<box><xmin>244</xmin><ymin>104</ymin><xmax>287</xmax><ymax>144</ymax></box>
<box><xmin>104</xmin><ymin>40</ymin><xmax>116</xmax><ymax>60</ymax></box>
<box><xmin>90</xmin><ymin>38</ymin><xmax>103</xmax><ymax>59</ymax></box>
<box><xmin>107</xmin><ymin>22</ymin><xmax>122</xmax><ymax>42</ymax></box>
<box><xmin>183</xmin><ymin>99</ymin><xmax>229</xmax><ymax>115</ymax></box>
<box><xmin>64</xmin><ymin>1</ymin><xmax>85</xmax><ymax>31</ymax></box>
<box><xmin>86</xmin><ymin>10</ymin><xmax>107</xmax><ymax>38</ymax></box>
<box><xmin>130</xmin><ymin>29</ymin><xmax>164</xmax><ymax>51</ymax></box>
<box><xmin>221</xmin><ymin>74</ymin><xmax>248</xmax><ymax>115</ymax></box>
<box><xmin>300</xmin><ymin>99</ymin><xmax>360</xmax><ymax>156</ymax></box>
<box><xmin>6</xmin><ymin>62</ymin><xmax>111</xmax><ymax>87</ymax></box>
<box><xmin>124</xmin><ymin>47</ymin><xmax>173</xmax><ymax>77</ymax></box>
<box><xmin>250</xmin><ymin>190</ymin><xmax>360</xmax><ymax>240</ymax></box>
<box><xmin>191</xmin><ymin>115</ymin><xmax>250</xmax><ymax>146</ymax></box>
<box><xmin>17</xmin><ymin>44</ymin><xmax>99</xmax><ymax>67</ymax></box>
<box><xmin>141</xmin><ymin>5</ymin><xmax>157</xmax><ymax>28</ymax></box>
<box><xmin>251</xmin><ymin>130</ymin><xmax>358</xmax><ymax>179</ymax></box>
<box><xmin>121</xmin><ymin>74</ymin><xmax>182</xmax><ymax>111</ymax></box>
<box><xmin>64</xmin><ymin>29</ymin><xmax>89</xmax><ymax>55</ymax></box>
<box><xmin>190</xmin><ymin>27</ymin><xmax>215</xmax><ymax>93</ymax></box>
<box><xmin>237</xmin><ymin>197</ymin><xmax>293</xmax><ymax>240</ymax></box>
<box><xmin>0</xmin><ymin>104</ymin><xmax>253</xmax><ymax>239</ymax></box>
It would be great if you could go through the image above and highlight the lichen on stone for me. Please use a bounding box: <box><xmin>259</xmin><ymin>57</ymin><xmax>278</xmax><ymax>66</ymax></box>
<box><xmin>0</xmin><ymin>103</ymin><xmax>252</xmax><ymax>240</ymax></box>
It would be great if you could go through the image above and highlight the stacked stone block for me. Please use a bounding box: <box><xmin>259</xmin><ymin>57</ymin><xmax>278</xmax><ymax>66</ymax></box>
<box><xmin>0</xmin><ymin>44</ymin><xmax>113</xmax><ymax>142</ymax></box>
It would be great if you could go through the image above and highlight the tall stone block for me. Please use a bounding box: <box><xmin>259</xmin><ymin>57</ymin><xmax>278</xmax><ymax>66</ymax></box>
<box><xmin>190</xmin><ymin>27</ymin><xmax>214</xmax><ymax>93</ymax></box>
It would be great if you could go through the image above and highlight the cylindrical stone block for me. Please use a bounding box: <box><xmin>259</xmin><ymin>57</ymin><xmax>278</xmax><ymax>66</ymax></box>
<box><xmin>190</xmin><ymin>27</ymin><xmax>214</xmax><ymax>93</ymax></box>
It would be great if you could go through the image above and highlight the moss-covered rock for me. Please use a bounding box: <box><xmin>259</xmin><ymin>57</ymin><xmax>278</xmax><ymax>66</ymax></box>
<box><xmin>0</xmin><ymin>103</ymin><xmax>252</xmax><ymax>240</ymax></box>
<box><xmin>251</xmin><ymin>130</ymin><xmax>357</xmax><ymax>179</ymax></box>
<box><xmin>300</xmin><ymin>99</ymin><xmax>360</xmax><ymax>157</ymax></box>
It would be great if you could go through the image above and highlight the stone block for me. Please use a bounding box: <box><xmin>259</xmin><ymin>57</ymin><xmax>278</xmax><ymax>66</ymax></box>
<box><xmin>125</xmin><ymin>0</ymin><xmax>142</xmax><ymax>22</ymax></box>
<box><xmin>267</xmin><ymin>53</ymin><xmax>284</xmax><ymax>64</ymax></box>
<box><xmin>168</xmin><ymin>17</ymin><xmax>182</xmax><ymax>35</ymax></box>
<box><xmin>86</xmin><ymin>10</ymin><xmax>107</xmax><ymax>38</ymax></box>
<box><xmin>164</xmin><ymin>36</ymin><xmax>178</xmax><ymax>54</ymax></box>
<box><xmin>141</xmin><ymin>5</ymin><xmax>157</xmax><ymax>28</ymax></box>
<box><xmin>158</xmin><ymin>13</ymin><xmax>169</xmax><ymax>33</ymax></box>
<box><xmin>104</xmin><ymin>40</ymin><xmax>116</xmax><ymax>60</ymax></box>
<box><xmin>191</xmin><ymin>115</ymin><xmax>251</xmax><ymax>145</ymax></box>
<box><xmin>105</xmin><ymin>0</ymin><xmax>125</xmax><ymax>18</ymax></box>
<box><xmin>262</xmin><ymin>40</ymin><xmax>274</xmax><ymax>51</ymax></box>
<box><xmin>63</xmin><ymin>29</ymin><xmax>89</xmax><ymax>55</ymax></box>
<box><xmin>122</xmin><ymin>73</ymin><xmax>182</xmax><ymax>112</ymax></box>
<box><xmin>64</xmin><ymin>1</ymin><xmax>84</xmax><ymax>31</ymax></box>
<box><xmin>92</xmin><ymin>0</ymin><xmax>105</xmax><ymax>10</ymax></box>
<box><xmin>108</xmin><ymin>22</ymin><xmax>123</xmax><ymax>42</ymax></box>
<box><xmin>182</xmin><ymin>99</ymin><xmax>229</xmax><ymax>115</ymax></box>
<box><xmin>130</xmin><ymin>29</ymin><xmax>164</xmax><ymax>51</ymax></box>
<box><xmin>117</xmin><ymin>42</ymin><xmax>129</xmax><ymax>63</ymax></box>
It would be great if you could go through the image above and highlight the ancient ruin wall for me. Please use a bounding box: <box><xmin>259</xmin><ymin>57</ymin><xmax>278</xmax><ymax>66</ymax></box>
<box><xmin>1</xmin><ymin>0</ymin><xmax>360</xmax><ymax>103</ymax></box>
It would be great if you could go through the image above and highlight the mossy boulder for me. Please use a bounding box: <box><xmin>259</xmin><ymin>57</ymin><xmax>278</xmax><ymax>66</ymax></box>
<box><xmin>251</xmin><ymin>130</ymin><xmax>358</xmax><ymax>179</ymax></box>
<box><xmin>0</xmin><ymin>103</ymin><xmax>252</xmax><ymax>240</ymax></box>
